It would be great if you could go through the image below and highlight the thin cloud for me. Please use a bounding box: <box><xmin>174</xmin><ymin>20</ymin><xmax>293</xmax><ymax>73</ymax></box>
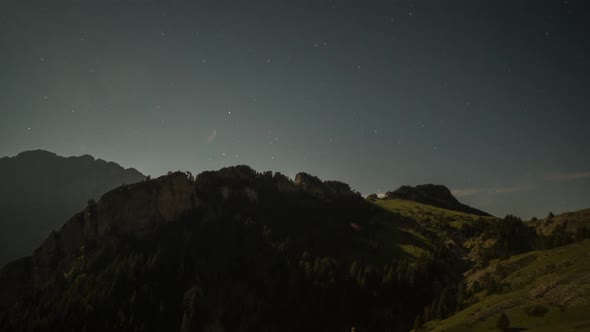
<box><xmin>451</xmin><ymin>188</ymin><xmax>485</xmax><ymax>197</ymax></box>
<box><xmin>453</xmin><ymin>170</ymin><xmax>590</xmax><ymax>198</ymax></box>
<box><xmin>544</xmin><ymin>171</ymin><xmax>590</xmax><ymax>182</ymax></box>
<box><xmin>207</xmin><ymin>129</ymin><xmax>217</xmax><ymax>143</ymax></box>
<box><xmin>452</xmin><ymin>185</ymin><xmax>531</xmax><ymax>197</ymax></box>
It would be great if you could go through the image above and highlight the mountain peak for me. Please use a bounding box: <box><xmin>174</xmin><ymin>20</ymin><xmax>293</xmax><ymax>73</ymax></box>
<box><xmin>15</xmin><ymin>149</ymin><xmax>58</xmax><ymax>159</ymax></box>
<box><xmin>384</xmin><ymin>184</ymin><xmax>490</xmax><ymax>216</ymax></box>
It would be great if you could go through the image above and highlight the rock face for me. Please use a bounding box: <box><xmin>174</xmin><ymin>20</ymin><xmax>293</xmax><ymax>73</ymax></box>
<box><xmin>384</xmin><ymin>184</ymin><xmax>490</xmax><ymax>216</ymax></box>
<box><xmin>33</xmin><ymin>172</ymin><xmax>198</xmax><ymax>278</ymax></box>
<box><xmin>294</xmin><ymin>172</ymin><xmax>353</xmax><ymax>199</ymax></box>
<box><xmin>25</xmin><ymin>168</ymin><xmax>363</xmax><ymax>283</ymax></box>
<box><xmin>530</xmin><ymin>209</ymin><xmax>590</xmax><ymax>236</ymax></box>
<box><xmin>0</xmin><ymin>150</ymin><xmax>145</xmax><ymax>266</ymax></box>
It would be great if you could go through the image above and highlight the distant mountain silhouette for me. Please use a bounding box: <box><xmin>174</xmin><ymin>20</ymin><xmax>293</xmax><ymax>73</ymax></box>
<box><xmin>0</xmin><ymin>150</ymin><xmax>145</xmax><ymax>266</ymax></box>
<box><xmin>384</xmin><ymin>184</ymin><xmax>491</xmax><ymax>216</ymax></box>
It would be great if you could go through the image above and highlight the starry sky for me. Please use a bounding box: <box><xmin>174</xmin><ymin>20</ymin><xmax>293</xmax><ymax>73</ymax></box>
<box><xmin>1</xmin><ymin>0</ymin><xmax>589</xmax><ymax>218</ymax></box>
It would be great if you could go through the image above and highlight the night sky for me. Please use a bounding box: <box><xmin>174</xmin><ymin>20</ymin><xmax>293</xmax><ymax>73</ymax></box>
<box><xmin>1</xmin><ymin>0</ymin><xmax>589</xmax><ymax>218</ymax></box>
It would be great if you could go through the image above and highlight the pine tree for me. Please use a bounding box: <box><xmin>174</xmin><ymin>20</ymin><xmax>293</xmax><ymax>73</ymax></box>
<box><xmin>413</xmin><ymin>314</ymin><xmax>424</xmax><ymax>331</ymax></box>
<box><xmin>456</xmin><ymin>281</ymin><xmax>466</xmax><ymax>310</ymax></box>
<box><xmin>423</xmin><ymin>305</ymin><xmax>431</xmax><ymax>322</ymax></box>
<box><xmin>496</xmin><ymin>312</ymin><xmax>510</xmax><ymax>331</ymax></box>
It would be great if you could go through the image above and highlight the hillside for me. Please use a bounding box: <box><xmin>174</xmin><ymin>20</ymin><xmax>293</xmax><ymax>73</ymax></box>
<box><xmin>371</xmin><ymin>198</ymin><xmax>496</xmax><ymax>229</ymax></box>
<box><xmin>373</xmin><ymin>196</ymin><xmax>590</xmax><ymax>331</ymax></box>
<box><xmin>0</xmin><ymin>150</ymin><xmax>145</xmax><ymax>266</ymax></box>
<box><xmin>0</xmin><ymin>167</ymin><xmax>460</xmax><ymax>332</ymax></box>
<box><xmin>0</xmin><ymin>163</ymin><xmax>588</xmax><ymax>331</ymax></box>
<box><xmin>530</xmin><ymin>209</ymin><xmax>590</xmax><ymax>237</ymax></box>
<box><xmin>423</xmin><ymin>239</ymin><xmax>590</xmax><ymax>332</ymax></box>
<box><xmin>380</xmin><ymin>185</ymin><xmax>490</xmax><ymax>217</ymax></box>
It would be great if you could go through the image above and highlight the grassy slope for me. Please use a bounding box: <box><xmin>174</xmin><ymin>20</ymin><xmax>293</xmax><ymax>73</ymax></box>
<box><xmin>371</xmin><ymin>198</ymin><xmax>496</xmax><ymax>257</ymax></box>
<box><xmin>372</xmin><ymin>198</ymin><xmax>496</xmax><ymax>228</ymax></box>
<box><xmin>425</xmin><ymin>239</ymin><xmax>590</xmax><ymax>332</ymax></box>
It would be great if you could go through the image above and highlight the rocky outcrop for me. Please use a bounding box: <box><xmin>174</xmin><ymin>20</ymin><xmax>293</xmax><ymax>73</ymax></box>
<box><xmin>530</xmin><ymin>209</ymin><xmax>590</xmax><ymax>236</ymax></box>
<box><xmin>366</xmin><ymin>194</ymin><xmax>378</xmax><ymax>201</ymax></box>
<box><xmin>294</xmin><ymin>172</ymin><xmax>353</xmax><ymax>199</ymax></box>
<box><xmin>384</xmin><ymin>184</ymin><xmax>490</xmax><ymax>216</ymax></box>
<box><xmin>17</xmin><ymin>167</ymin><xmax>362</xmax><ymax>284</ymax></box>
<box><xmin>32</xmin><ymin>172</ymin><xmax>198</xmax><ymax>278</ymax></box>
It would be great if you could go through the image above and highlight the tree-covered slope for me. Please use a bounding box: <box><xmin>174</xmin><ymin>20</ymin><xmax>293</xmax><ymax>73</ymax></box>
<box><xmin>0</xmin><ymin>167</ymin><xmax>460</xmax><ymax>332</ymax></box>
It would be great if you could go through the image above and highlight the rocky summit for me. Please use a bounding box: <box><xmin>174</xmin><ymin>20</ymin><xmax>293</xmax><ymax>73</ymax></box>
<box><xmin>384</xmin><ymin>184</ymin><xmax>491</xmax><ymax>216</ymax></box>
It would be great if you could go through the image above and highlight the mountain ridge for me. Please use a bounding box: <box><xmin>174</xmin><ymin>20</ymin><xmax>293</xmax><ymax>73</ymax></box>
<box><xmin>0</xmin><ymin>166</ymin><xmax>454</xmax><ymax>331</ymax></box>
<box><xmin>0</xmin><ymin>154</ymin><xmax>589</xmax><ymax>331</ymax></box>
<box><xmin>0</xmin><ymin>149</ymin><xmax>145</xmax><ymax>266</ymax></box>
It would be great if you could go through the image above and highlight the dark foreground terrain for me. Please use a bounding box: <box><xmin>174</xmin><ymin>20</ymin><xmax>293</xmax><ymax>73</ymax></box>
<box><xmin>0</xmin><ymin>164</ymin><xmax>588</xmax><ymax>332</ymax></box>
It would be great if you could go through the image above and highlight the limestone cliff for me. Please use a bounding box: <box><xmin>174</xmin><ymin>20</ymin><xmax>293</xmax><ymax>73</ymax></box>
<box><xmin>32</xmin><ymin>172</ymin><xmax>198</xmax><ymax>278</ymax></box>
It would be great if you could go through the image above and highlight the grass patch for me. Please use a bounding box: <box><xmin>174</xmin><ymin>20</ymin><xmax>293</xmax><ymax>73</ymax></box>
<box><xmin>372</xmin><ymin>199</ymin><xmax>496</xmax><ymax>227</ymax></box>
<box><xmin>424</xmin><ymin>240</ymin><xmax>590</xmax><ymax>332</ymax></box>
